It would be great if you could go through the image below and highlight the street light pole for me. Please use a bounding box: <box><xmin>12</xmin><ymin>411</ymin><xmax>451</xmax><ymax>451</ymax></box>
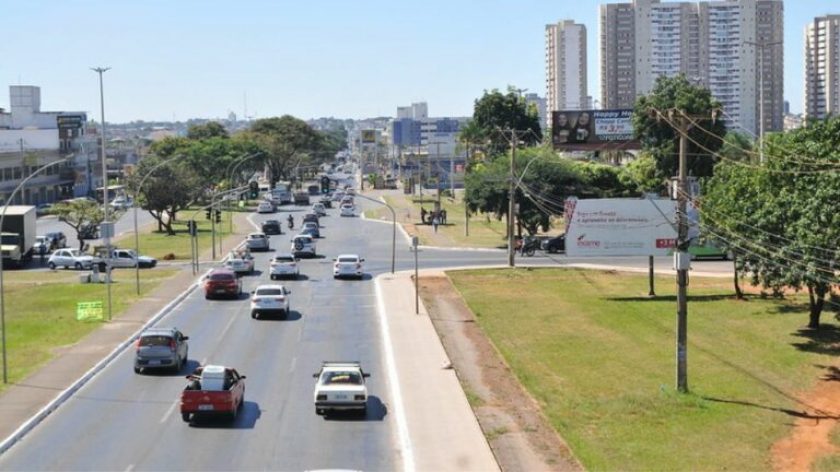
<box><xmin>226</xmin><ymin>152</ymin><xmax>262</xmax><ymax>236</ymax></box>
<box><xmin>1</xmin><ymin>157</ymin><xmax>70</xmax><ymax>383</ymax></box>
<box><xmin>91</xmin><ymin>66</ymin><xmax>113</xmax><ymax>321</ymax></box>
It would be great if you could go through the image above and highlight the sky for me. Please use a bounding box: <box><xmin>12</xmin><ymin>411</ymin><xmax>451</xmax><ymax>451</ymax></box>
<box><xmin>0</xmin><ymin>1</ymin><xmax>831</xmax><ymax>123</ymax></box>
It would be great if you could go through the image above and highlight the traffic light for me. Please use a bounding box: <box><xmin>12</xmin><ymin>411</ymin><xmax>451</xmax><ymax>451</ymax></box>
<box><xmin>249</xmin><ymin>181</ymin><xmax>259</xmax><ymax>199</ymax></box>
<box><xmin>215</xmin><ymin>209</ymin><xmax>222</xmax><ymax>224</ymax></box>
<box><xmin>320</xmin><ymin>176</ymin><xmax>330</xmax><ymax>194</ymax></box>
<box><xmin>205</xmin><ymin>209</ymin><xmax>212</xmax><ymax>220</ymax></box>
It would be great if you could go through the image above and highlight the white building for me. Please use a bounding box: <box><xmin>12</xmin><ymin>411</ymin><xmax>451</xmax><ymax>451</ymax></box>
<box><xmin>0</xmin><ymin>86</ymin><xmax>95</xmax><ymax>204</ymax></box>
<box><xmin>805</xmin><ymin>15</ymin><xmax>840</xmax><ymax>120</ymax></box>
<box><xmin>524</xmin><ymin>93</ymin><xmax>548</xmax><ymax>132</ymax></box>
<box><xmin>545</xmin><ymin>20</ymin><xmax>588</xmax><ymax>130</ymax></box>
<box><xmin>600</xmin><ymin>0</ymin><xmax>784</xmax><ymax>135</ymax></box>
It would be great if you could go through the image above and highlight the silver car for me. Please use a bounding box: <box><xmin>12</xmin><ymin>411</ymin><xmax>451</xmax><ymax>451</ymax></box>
<box><xmin>134</xmin><ymin>327</ymin><xmax>189</xmax><ymax>374</ymax></box>
<box><xmin>246</xmin><ymin>232</ymin><xmax>270</xmax><ymax>251</ymax></box>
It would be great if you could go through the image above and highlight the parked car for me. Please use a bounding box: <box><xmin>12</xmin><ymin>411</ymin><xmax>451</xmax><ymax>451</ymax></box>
<box><xmin>35</xmin><ymin>203</ymin><xmax>53</xmax><ymax>216</ymax></box>
<box><xmin>301</xmin><ymin>221</ymin><xmax>320</xmax><ymax>239</ymax></box>
<box><xmin>45</xmin><ymin>231</ymin><xmax>67</xmax><ymax>250</ymax></box>
<box><xmin>250</xmin><ymin>284</ymin><xmax>291</xmax><ymax>319</ymax></box>
<box><xmin>203</xmin><ymin>268</ymin><xmax>243</xmax><ymax>299</ymax></box>
<box><xmin>261</xmin><ymin>219</ymin><xmax>282</xmax><ymax>235</ymax></box>
<box><xmin>340</xmin><ymin>204</ymin><xmax>355</xmax><ymax>217</ymax></box>
<box><xmin>291</xmin><ymin>234</ymin><xmax>317</xmax><ymax>258</ymax></box>
<box><xmin>269</xmin><ymin>253</ymin><xmax>300</xmax><ymax>280</ymax></box>
<box><xmin>312</xmin><ymin>203</ymin><xmax>327</xmax><ymax>216</ymax></box>
<box><xmin>313</xmin><ymin>361</ymin><xmax>369</xmax><ymax>416</ymax></box>
<box><xmin>257</xmin><ymin>201</ymin><xmax>275</xmax><ymax>214</ymax></box>
<box><xmin>333</xmin><ymin>254</ymin><xmax>364</xmax><ymax>279</ymax></box>
<box><xmin>33</xmin><ymin>235</ymin><xmax>51</xmax><ymax>255</ymax></box>
<box><xmin>134</xmin><ymin>327</ymin><xmax>189</xmax><ymax>374</ymax></box>
<box><xmin>110</xmin><ymin>196</ymin><xmax>133</xmax><ymax>210</ymax></box>
<box><xmin>180</xmin><ymin>365</ymin><xmax>246</xmax><ymax>423</ymax></box>
<box><xmin>542</xmin><ymin>235</ymin><xmax>566</xmax><ymax>254</ymax></box>
<box><xmin>246</xmin><ymin>232</ymin><xmax>270</xmax><ymax>252</ymax></box>
<box><xmin>47</xmin><ymin>248</ymin><xmax>95</xmax><ymax>270</ymax></box>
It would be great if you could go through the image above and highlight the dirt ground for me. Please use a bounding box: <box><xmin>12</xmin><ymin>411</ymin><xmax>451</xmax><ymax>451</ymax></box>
<box><xmin>419</xmin><ymin>275</ymin><xmax>582</xmax><ymax>472</ymax></box>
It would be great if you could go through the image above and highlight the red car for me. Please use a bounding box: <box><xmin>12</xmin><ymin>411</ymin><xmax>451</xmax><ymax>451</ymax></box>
<box><xmin>180</xmin><ymin>365</ymin><xmax>246</xmax><ymax>422</ymax></box>
<box><xmin>204</xmin><ymin>268</ymin><xmax>242</xmax><ymax>300</ymax></box>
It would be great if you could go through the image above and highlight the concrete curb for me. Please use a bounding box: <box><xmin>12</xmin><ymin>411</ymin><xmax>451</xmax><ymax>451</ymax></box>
<box><xmin>0</xmin><ymin>272</ymin><xmax>206</xmax><ymax>456</ymax></box>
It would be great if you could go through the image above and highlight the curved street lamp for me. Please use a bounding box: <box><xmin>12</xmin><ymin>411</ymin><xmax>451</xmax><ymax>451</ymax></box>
<box><xmin>1</xmin><ymin>157</ymin><xmax>71</xmax><ymax>383</ymax></box>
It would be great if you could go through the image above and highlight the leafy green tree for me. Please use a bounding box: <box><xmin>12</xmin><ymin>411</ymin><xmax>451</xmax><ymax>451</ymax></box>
<box><xmin>129</xmin><ymin>155</ymin><xmax>203</xmax><ymax>235</ymax></box>
<box><xmin>632</xmin><ymin>75</ymin><xmax>726</xmax><ymax>181</ymax></box>
<box><xmin>470</xmin><ymin>87</ymin><xmax>542</xmax><ymax>157</ymax></box>
<box><xmin>187</xmin><ymin>122</ymin><xmax>228</xmax><ymax>140</ymax></box>
<box><xmin>51</xmin><ymin>200</ymin><xmax>105</xmax><ymax>250</ymax></box>
<box><xmin>248</xmin><ymin>116</ymin><xmax>324</xmax><ymax>185</ymax></box>
<box><xmin>622</xmin><ymin>152</ymin><xmax>663</xmax><ymax>194</ymax></box>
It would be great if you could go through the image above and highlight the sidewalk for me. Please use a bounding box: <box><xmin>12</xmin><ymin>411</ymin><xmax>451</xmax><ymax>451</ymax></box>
<box><xmin>0</xmin><ymin>211</ymin><xmax>255</xmax><ymax>443</ymax></box>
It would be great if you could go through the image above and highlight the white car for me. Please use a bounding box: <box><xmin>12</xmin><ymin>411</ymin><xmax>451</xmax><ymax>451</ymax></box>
<box><xmin>47</xmin><ymin>248</ymin><xmax>96</xmax><ymax>270</ymax></box>
<box><xmin>313</xmin><ymin>362</ymin><xmax>369</xmax><ymax>416</ymax></box>
<box><xmin>333</xmin><ymin>254</ymin><xmax>364</xmax><ymax>279</ymax></box>
<box><xmin>250</xmin><ymin>284</ymin><xmax>291</xmax><ymax>319</ymax></box>
<box><xmin>225</xmin><ymin>253</ymin><xmax>254</xmax><ymax>275</ymax></box>
<box><xmin>269</xmin><ymin>253</ymin><xmax>300</xmax><ymax>280</ymax></box>
<box><xmin>312</xmin><ymin>203</ymin><xmax>327</xmax><ymax>216</ymax></box>
<box><xmin>291</xmin><ymin>234</ymin><xmax>317</xmax><ymax>258</ymax></box>
<box><xmin>257</xmin><ymin>201</ymin><xmax>275</xmax><ymax>214</ymax></box>
<box><xmin>246</xmin><ymin>232</ymin><xmax>270</xmax><ymax>251</ymax></box>
<box><xmin>340</xmin><ymin>204</ymin><xmax>355</xmax><ymax>217</ymax></box>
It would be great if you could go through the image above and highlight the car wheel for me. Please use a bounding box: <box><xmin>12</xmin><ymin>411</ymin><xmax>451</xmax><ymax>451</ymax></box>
<box><xmin>205</xmin><ymin>293</ymin><xmax>211</xmax><ymax>300</ymax></box>
<box><xmin>134</xmin><ymin>366</ymin><xmax>141</xmax><ymax>374</ymax></box>
<box><xmin>74</xmin><ymin>262</ymin><xmax>82</xmax><ymax>270</ymax></box>
<box><xmin>48</xmin><ymin>262</ymin><xmax>56</xmax><ymax>270</ymax></box>
<box><xmin>181</xmin><ymin>412</ymin><xmax>191</xmax><ymax>422</ymax></box>
<box><xmin>251</xmin><ymin>310</ymin><xmax>258</xmax><ymax>319</ymax></box>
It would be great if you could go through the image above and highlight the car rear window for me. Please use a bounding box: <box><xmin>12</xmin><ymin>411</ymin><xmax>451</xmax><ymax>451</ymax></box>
<box><xmin>256</xmin><ymin>288</ymin><xmax>285</xmax><ymax>296</ymax></box>
<box><xmin>139</xmin><ymin>335</ymin><xmax>172</xmax><ymax>346</ymax></box>
<box><xmin>338</xmin><ymin>257</ymin><xmax>357</xmax><ymax>263</ymax></box>
<box><xmin>275</xmin><ymin>256</ymin><xmax>294</xmax><ymax>262</ymax></box>
<box><xmin>209</xmin><ymin>273</ymin><xmax>234</xmax><ymax>281</ymax></box>
<box><xmin>323</xmin><ymin>371</ymin><xmax>362</xmax><ymax>385</ymax></box>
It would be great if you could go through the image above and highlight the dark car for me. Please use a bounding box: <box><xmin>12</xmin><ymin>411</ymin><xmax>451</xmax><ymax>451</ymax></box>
<box><xmin>542</xmin><ymin>234</ymin><xmax>565</xmax><ymax>254</ymax></box>
<box><xmin>134</xmin><ymin>327</ymin><xmax>189</xmax><ymax>374</ymax></box>
<box><xmin>303</xmin><ymin>213</ymin><xmax>320</xmax><ymax>226</ymax></box>
<box><xmin>262</xmin><ymin>219</ymin><xmax>282</xmax><ymax>235</ymax></box>
<box><xmin>45</xmin><ymin>231</ymin><xmax>67</xmax><ymax>250</ymax></box>
<box><xmin>319</xmin><ymin>197</ymin><xmax>332</xmax><ymax>208</ymax></box>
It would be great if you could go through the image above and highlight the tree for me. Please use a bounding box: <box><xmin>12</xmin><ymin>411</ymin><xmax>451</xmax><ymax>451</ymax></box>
<box><xmin>470</xmin><ymin>87</ymin><xmax>542</xmax><ymax>157</ymax></box>
<box><xmin>632</xmin><ymin>75</ymin><xmax>727</xmax><ymax>181</ymax></box>
<box><xmin>248</xmin><ymin>116</ymin><xmax>323</xmax><ymax>184</ymax></box>
<box><xmin>51</xmin><ymin>200</ymin><xmax>105</xmax><ymax>250</ymax></box>
<box><xmin>187</xmin><ymin>122</ymin><xmax>229</xmax><ymax>140</ymax></box>
<box><xmin>703</xmin><ymin>118</ymin><xmax>840</xmax><ymax>329</ymax></box>
<box><xmin>129</xmin><ymin>155</ymin><xmax>203</xmax><ymax>235</ymax></box>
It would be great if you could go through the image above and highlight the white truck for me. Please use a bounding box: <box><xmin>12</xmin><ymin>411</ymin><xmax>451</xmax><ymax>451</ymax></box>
<box><xmin>92</xmin><ymin>247</ymin><xmax>158</xmax><ymax>269</ymax></box>
<box><xmin>1</xmin><ymin>206</ymin><xmax>37</xmax><ymax>268</ymax></box>
<box><xmin>563</xmin><ymin>197</ymin><xmax>698</xmax><ymax>257</ymax></box>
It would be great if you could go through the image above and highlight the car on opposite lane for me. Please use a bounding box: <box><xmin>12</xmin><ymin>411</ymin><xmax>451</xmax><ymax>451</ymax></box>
<box><xmin>250</xmin><ymin>284</ymin><xmax>291</xmax><ymax>319</ymax></box>
<box><xmin>269</xmin><ymin>253</ymin><xmax>300</xmax><ymax>280</ymax></box>
<box><xmin>203</xmin><ymin>268</ymin><xmax>243</xmax><ymax>299</ymax></box>
<box><xmin>333</xmin><ymin>254</ymin><xmax>364</xmax><ymax>279</ymax></box>
<box><xmin>313</xmin><ymin>361</ymin><xmax>370</xmax><ymax>416</ymax></box>
<box><xmin>134</xmin><ymin>327</ymin><xmax>189</xmax><ymax>374</ymax></box>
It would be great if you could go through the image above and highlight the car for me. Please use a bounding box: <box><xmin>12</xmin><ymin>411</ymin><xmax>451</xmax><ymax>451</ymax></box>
<box><xmin>261</xmin><ymin>219</ymin><xmax>282</xmax><ymax>235</ymax></box>
<box><xmin>318</xmin><ymin>197</ymin><xmax>333</xmax><ymax>209</ymax></box>
<box><xmin>345</xmin><ymin>188</ymin><xmax>356</xmax><ymax>196</ymax></box>
<box><xmin>250</xmin><ymin>284</ymin><xmax>291</xmax><ymax>319</ymax></box>
<box><xmin>35</xmin><ymin>203</ymin><xmax>52</xmax><ymax>216</ymax></box>
<box><xmin>291</xmin><ymin>234</ymin><xmax>317</xmax><ymax>258</ymax></box>
<box><xmin>45</xmin><ymin>231</ymin><xmax>67</xmax><ymax>250</ymax></box>
<box><xmin>110</xmin><ymin>196</ymin><xmax>133</xmax><ymax>210</ymax></box>
<box><xmin>180</xmin><ymin>365</ymin><xmax>246</xmax><ymax>422</ymax></box>
<box><xmin>134</xmin><ymin>327</ymin><xmax>189</xmax><ymax>374</ymax></box>
<box><xmin>33</xmin><ymin>235</ymin><xmax>51</xmax><ymax>255</ymax></box>
<box><xmin>341</xmin><ymin>196</ymin><xmax>354</xmax><ymax>206</ymax></box>
<box><xmin>301</xmin><ymin>221</ymin><xmax>320</xmax><ymax>239</ymax></box>
<box><xmin>312</xmin><ymin>203</ymin><xmax>327</xmax><ymax>216</ymax></box>
<box><xmin>203</xmin><ymin>268</ymin><xmax>243</xmax><ymax>299</ymax></box>
<box><xmin>313</xmin><ymin>361</ymin><xmax>370</xmax><ymax>416</ymax></box>
<box><xmin>257</xmin><ymin>201</ymin><xmax>275</xmax><ymax>214</ymax></box>
<box><xmin>47</xmin><ymin>248</ymin><xmax>95</xmax><ymax>270</ymax></box>
<box><xmin>340</xmin><ymin>204</ymin><xmax>355</xmax><ymax>217</ymax></box>
<box><xmin>224</xmin><ymin>252</ymin><xmax>254</xmax><ymax>275</ymax></box>
<box><xmin>269</xmin><ymin>253</ymin><xmax>300</xmax><ymax>280</ymax></box>
<box><xmin>108</xmin><ymin>248</ymin><xmax>158</xmax><ymax>268</ymax></box>
<box><xmin>246</xmin><ymin>232</ymin><xmax>270</xmax><ymax>251</ymax></box>
<box><xmin>302</xmin><ymin>213</ymin><xmax>320</xmax><ymax>225</ymax></box>
<box><xmin>333</xmin><ymin>254</ymin><xmax>364</xmax><ymax>279</ymax></box>
<box><xmin>331</xmin><ymin>191</ymin><xmax>345</xmax><ymax>202</ymax></box>
<box><xmin>542</xmin><ymin>234</ymin><xmax>566</xmax><ymax>254</ymax></box>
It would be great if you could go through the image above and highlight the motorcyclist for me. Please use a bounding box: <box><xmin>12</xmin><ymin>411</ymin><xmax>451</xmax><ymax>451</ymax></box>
<box><xmin>287</xmin><ymin>214</ymin><xmax>294</xmax><ymax>230</ymax></box>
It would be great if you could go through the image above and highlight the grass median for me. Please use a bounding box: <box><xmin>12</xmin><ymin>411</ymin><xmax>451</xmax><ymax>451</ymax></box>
<box><xmin>1</xmin><ymin>268</ymin><xmax>178</xmax><ymax>393</ymax></box>
<box><xmin>448</xmin><ymin>268</ymin><xmax>838</xmax><ymax>471</ymax></box>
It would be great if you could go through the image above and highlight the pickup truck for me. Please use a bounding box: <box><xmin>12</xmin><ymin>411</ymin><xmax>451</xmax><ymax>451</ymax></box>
<box><xmin>93</xmin><ymin>248</ymin><xmax>158</xmax><ymax>269</ymax></box>
<box><xmin>180</xmin><ymin>365</ymin><xmax>246</xmax><ymax>422</ymax></box>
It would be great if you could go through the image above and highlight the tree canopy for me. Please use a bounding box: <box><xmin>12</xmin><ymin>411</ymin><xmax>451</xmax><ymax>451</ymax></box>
<box><xmin>51</xmin><ymin>200</ymin><xmax>105</xmax><ymax>249</ymax></box>
<box><xmin>469</xmin><ymin>87</ymin><xmax>542</xmax><ymax>157</ymax></box>
<box><xmin>186</xmin><ymin>122</ymin><xmax>229</xmax><ymax>140</ymax></box>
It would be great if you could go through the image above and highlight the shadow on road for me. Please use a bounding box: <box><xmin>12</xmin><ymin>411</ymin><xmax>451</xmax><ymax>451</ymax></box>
<box><xmin>322</xmin><ymin>396</ymin><xmax>387</xmax><ymax>422</ymax></box>
<box><xmin>188</xmin><ymin>401</ymin><xmax>261</xmax><ymax>429</ymax></box>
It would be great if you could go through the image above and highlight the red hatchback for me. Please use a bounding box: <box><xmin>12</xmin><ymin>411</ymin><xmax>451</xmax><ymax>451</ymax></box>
<box><xmin>204</xmin><ymin>269</ymin><xmax>242</xmax><ymax>300</ymax></box>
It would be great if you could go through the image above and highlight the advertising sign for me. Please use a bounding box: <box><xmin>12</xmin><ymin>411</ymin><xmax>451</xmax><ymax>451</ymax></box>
<box><xmin>361</xmin><ymin>129</ymin><xmax>376</xmax><ymax>144</ymax></box>
<box><xmin>76</xmin><ymin>301</ymin><xmax>104</xmax><ymax>322</ymax></box>
<box><xmin>565</xmin><ymin>197</ymin><xmax>682</xmax><ymax>257</ymax></box>
<box><xmin>57</xmin><ymin>114</ymin><xmax>85</xmax><ymax>130</ymax></box>
<box><xmin>552</xmin><ymin>109</ymin><xmax>639</xmax><ymax>151</ymax></box>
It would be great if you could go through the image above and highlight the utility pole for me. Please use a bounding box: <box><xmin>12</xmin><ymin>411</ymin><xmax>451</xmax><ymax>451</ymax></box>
<box><xmin>507</xmin><ymin>130</ymin><xmax>516</xmax><ymax>268</ymax></box>
<box><xmin>744</xmin><ymin>40</ymin><xmax>782</xmax><ymax>165</ymax></box>
<box><xmin>91</xmin><ymin>66</ymin><xmax>112</xmax><ymax>321</ymax></box>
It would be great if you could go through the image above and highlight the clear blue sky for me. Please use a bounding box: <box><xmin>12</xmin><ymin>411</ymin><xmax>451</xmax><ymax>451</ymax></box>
<box><xmin>0</xmin><ymin>1</ymin><xmax>830</xmax><ymax>122</ymax></box>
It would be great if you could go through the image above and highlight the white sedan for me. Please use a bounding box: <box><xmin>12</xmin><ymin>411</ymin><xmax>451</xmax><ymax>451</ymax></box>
<box><xmin>340</xmin><ymin>204</ymin><xmax>355</xmax><ymax>217</ymax></box>
<box><xmin>257</xmin><ymin>201</ymin><xmax>275</xmax><ymax>213</ymax></box>
<box><xmin>313</xmin><ymin>362</ymin><xmax>369</xmax><ymax>416</ymax></box>
<box><xmin>333</xmin><ymin>254</ymin><xmax>364</xmax><ymax>279</ymax></box>
<box><xmin>47</xmin><ymin>249</ymin><xmax>95</xmax><ymax>270</ymax></box>
<box><xmin>250</xmin><ymin>284</ymin><xmax>291</xmax><ymax>319</ymax></box>
<box><xmin>269</xmin><ymin>253</ymin><xmax>300</xmax><ymax>280</ymax></box>
<box><xmin>246</xmin><ymin>232</ymin><xmax>270</xmax><ymax>251</ymax></box>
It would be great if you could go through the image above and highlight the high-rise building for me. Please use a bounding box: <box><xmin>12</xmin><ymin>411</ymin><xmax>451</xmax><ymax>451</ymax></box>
<box><xmin>805</xmin><ymin>15</ymin><xmax>840</xmax><ymax>120</ymax></box>
<box><xmin>600</xmin><ymin>0</ymin><xmax>783</xmax><ymax>135</ymax></box>
<box><xmin>523</xmin><ymin>93</ymin><xmax>547</xmax><ymax>132</ymax></box>
<box><xmin>545</xmin><ymin>20</ymin><xmax>587</xmax><ymax>130</ymax></box>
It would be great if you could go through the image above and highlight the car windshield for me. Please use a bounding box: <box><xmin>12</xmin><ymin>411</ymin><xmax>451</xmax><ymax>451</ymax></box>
<box><xmin>209</xmin><ymin>273</ymin><xmax>234</xmax><ymax>281</ymax></box>
<box><xmin>139</xmin><ymin>335</ymin><xmax>172</xmax><ymax>347</ymax></box>
<box><xmin>275</xmin><ymin>256</ymin><xmax>294</xmax><ymax>262</ymax></box>
<box><xmin>67</xmin><ymin>249</ymin><xmax>82</xmax><ymax>257</ymax></box>
<box><xmin>265</xmin><ymin>220</ymin><xmax>278</xmax><ymax>225</ymax></box>
<box><xmin>256</xmin><ymin>288</ymin><xmax>285</xmax><ymax>296</ymax></box>
<box><xmin>338</xmin><ymin>257</ymin><xmax>358</xmax><ymax>263</ymax></box>
<box><xmin>322</xmin><ymin>371</ymin><xmax>362</xmax><ymax>385</ymax></box>
<box><xmin>250</xmin><ymin>234</ymin><xmax>264</xmax><ymax>239</ymax></box>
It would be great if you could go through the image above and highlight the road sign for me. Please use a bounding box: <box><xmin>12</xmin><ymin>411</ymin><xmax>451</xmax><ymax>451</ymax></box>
<box><xmin>99</xmin><ymin>222</ymin><xmax>114</xmax><ymax>239</ymax></box>
<box><xmin>76</xmin><ymin>301</ymin><xmax>104</xmax><ymax>322</ymax></box>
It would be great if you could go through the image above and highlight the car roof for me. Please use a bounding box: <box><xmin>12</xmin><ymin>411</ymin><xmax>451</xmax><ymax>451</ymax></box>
<box><xmin>255</xmin><ymin>284</ymin><xmax>287</xmax><ymax>291</ymax></box>
<box><xmin>264</xmin><ymin>219</ymin><xmax>279</xmax><ymax>224</ymax></box>
<box><xmin>249</xmin><ymin>232</ymin><xmax>266</xmax><ymax>236</ymax></box>
<box><xmin>141</xmin><ymin>327</ymin><xmax>178</xmax><ymax>336</ymax></box>
<box><xmin>293</xmin><ymin>234</ymin><xmax>313</xmax><ymax>240</ymax></box>
<box><xmin>273</xmin><ymin>252</ymin><xmax>295</xmax><ymax>259</ymax></box>
<box><xmin>336</xmin><ymin>254</ymin><xmax>360</xmax><ymax>259</ymax></box>
<box><xmin>209</xmin><ymin>268</ymin><xmax>236</xmax><ymax>274</ymax></box>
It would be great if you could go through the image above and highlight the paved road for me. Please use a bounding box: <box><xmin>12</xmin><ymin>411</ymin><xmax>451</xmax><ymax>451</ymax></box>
<box><xmin>36</xmin><ymin>208</ymin><xmax>156</xmax><ymax>249</ymax></box>
<box><xmin>0</xmin><ymin>197</ymin><xmax>732</xmax><ymax>470</ymax></box>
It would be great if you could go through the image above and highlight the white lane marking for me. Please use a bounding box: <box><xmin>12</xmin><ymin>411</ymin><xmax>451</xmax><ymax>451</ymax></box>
<box><xmin>374</xmin><ymin>276</ymin><xmax>415</xmax><ymax>472</ymax></box>
<box><xmin>289</xmin><ymin>356</ymin><xmax>297</xmax><ymax>373</ymax></box>
<box><xmin>159</xmin><ymin>400</ymin><xmax>178</xmax><ymax>424</ymax></box>
<box><xmin>124</xmin><ymin>464</ymin><xmax>134</xmax><ymax>472</ymax></box>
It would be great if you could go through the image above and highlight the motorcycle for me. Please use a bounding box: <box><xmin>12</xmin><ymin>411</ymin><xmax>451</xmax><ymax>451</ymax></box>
<box><xmin>287</xmin><ymin>216</ymin><xmax>295</xmax><ymax>230</ymax></box>
<box><xmin>520</xmin><ymin>237</ymin><xmax>540</xmax><ymax>257</ymax></box>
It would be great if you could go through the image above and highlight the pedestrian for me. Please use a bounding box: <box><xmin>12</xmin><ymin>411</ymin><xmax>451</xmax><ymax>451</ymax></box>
<box><xmin>432</xmin><ymin>215</ymin><xmax>440</xmax><ymax>233</ymax></box>
<box><xmin>441</xmin><ymin>209</ymin><xmax>447</xmax><ymax>225</ymax></box>
<box><xmin>39</xmin><ymin>243</ymin><xmax>47</xmax><ymax>266</ymax></box>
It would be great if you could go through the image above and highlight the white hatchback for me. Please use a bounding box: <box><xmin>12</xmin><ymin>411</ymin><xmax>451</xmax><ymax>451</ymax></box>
<box><xmin>333</xmin><ymin>254</ymin><xmax>364</xmax><ymax>279</ymax></box>
<box><xmin>340</xmin><ymin>204</ymin><xmax>355</xmax><ymax>217</ymax></box>
<box><xmin>246</xmin><ymin>232</ymin><xmax>270</xmax><ymax>251</ymax></box>
<box><xmin>47</xmin><ymin>249</ymin><xmax>95</xmax><ymax>270</ymax></box>
<box><xmin>291</xmin><ymin>235</ymin><xmax>317</xmax><ymax>258</ymax></box>
<box><xmin>269</xmin><ymin>253</ymin><xmax>300</xmax><ymax>280</ymax></box>
<box><xmin>257</xmin><ymin>201</ymin><xmax>275</xmax><ymax>213</ymax></box>
<box><xmin>250</xmin><ymin>284</ymin><xmax>291</xmax><ymax>319</ymax></box>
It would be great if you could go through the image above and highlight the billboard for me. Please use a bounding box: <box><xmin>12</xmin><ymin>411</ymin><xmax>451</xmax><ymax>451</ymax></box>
<box><xmin>361</xmin><ymin>129</ymin><xmax>376</xmax><ymax>144</ymax></box>
<box><xmin>552</xmin><ymin>109</ymin><xmax>639</xmax><ymax>151</ymax></box>
<box><xmin>565</xmin><ymin>197</ymin><xmax>697</xmax><ymax>257</ymax></box>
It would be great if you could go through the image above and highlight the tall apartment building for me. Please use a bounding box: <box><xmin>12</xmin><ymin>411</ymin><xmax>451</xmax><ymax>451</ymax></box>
<box><xmin>545</xmin><ymin>20</ymin><xmax>587</xmax><ymax>130</ymax></box>
<box><xmin>805</xmin><ymin>15</ymin><xmax>840</xmax><ymax>120</ymax></box>
<box><xmin>600</xmin><ymin>0</ymin><xmax>784</xmax><ymax>135</ymax></box>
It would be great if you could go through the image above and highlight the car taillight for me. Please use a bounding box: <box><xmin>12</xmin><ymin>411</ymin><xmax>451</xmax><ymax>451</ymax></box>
<box><xmin>135</xmin><ymin>339</ymin><xmax>141</xmax><ymax>351</ymax></box>
<box><xmin>316</xmin><ymin>394</ymin><xmax>327</xmax><ymax>401</ymax></box>
<box><xmin>354</xmin><ymin>395</ymin><xmax>366</xmax><ymax>401</ymax></box>
<box><xmin>275</xmin><ymin>296</ymin><xmax>285</xmax><ymax>302</ymax></box>
<box><xmin>169</xmin><ymin>339</ymin><xmax>177</xmax><ymax>351</ymax></box>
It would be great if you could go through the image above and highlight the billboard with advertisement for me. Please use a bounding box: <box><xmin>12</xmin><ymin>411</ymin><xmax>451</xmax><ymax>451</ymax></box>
<box><xmin>564</xmin><ymin>197</ymin><xmax>698</xmax><ymax>257</ymax></box>
<box><xmin>361</xmin><ymin>129</ymin><xmax>376</xmax><ymax>144</ymax></box>
<box><xmin>552</xmin><ymin>109</ymin><xmax>639</xmax><ymax>151</ymax></box>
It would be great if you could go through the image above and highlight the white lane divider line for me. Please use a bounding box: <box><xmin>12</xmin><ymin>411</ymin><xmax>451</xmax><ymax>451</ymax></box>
<box><xmin>374</xmin><ymin>276</ymin><xmax>415</xmax><ymax>472</ymax></box>
<box><xmin>289</xmin><ymin>356</ymin><xmax>297</xmax><ymax>374</ymax></box>
<box><xmin>124</xmin><ymin>464</ymin><xmax>134</xmax><ymax>472</ymax></box>
<box><xmin>159</xmin><ymin>400</ymin><xmax>178</xmax><ymax>424</ymax></box>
